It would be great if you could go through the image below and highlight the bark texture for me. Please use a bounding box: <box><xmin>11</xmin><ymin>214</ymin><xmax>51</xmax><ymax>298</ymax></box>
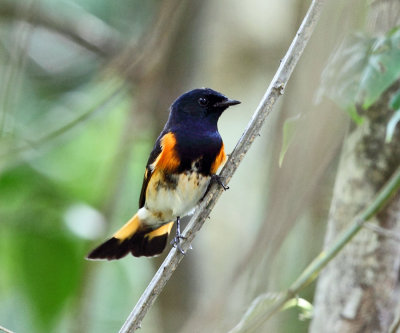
<box><xmin>310</xmin><ymin>2</ymin><xmax>400</xmax><ymax>331</ymax></box>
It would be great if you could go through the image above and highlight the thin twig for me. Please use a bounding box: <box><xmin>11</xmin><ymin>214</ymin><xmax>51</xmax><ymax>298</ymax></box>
<box><xmin>0</xmin><ymin>325</ymin><xmax>14</xmax><ymax>333</ymax></box>
<box><xmin>230</xmin><ymin>165</ymin><xmax>400</xmax><ymax>332</ymax></box>
<box><xmin>119</xmin><ymin>1</ymin><xmax>326</xmax><ymax>332</ymax></box>
<box><xmin>364</xmin><ymin>222</ymin><xmax>400</xmax><ymax>243</ymax></box>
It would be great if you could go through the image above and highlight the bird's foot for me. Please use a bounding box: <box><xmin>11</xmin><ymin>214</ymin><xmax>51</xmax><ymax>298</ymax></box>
<box><xmin>170</xmin><ymin>216</ymin><xmax>186</xmax><ymax>254</ymax></box>
<box><xmin>211</xmin><ymin>174</ymin><xmax>229</xmax><ymax>190</ymax></box>
<box><xmin>171</xmin><ymin>234</ymin><xmax>186</xmax><ymax>255</ymax></box>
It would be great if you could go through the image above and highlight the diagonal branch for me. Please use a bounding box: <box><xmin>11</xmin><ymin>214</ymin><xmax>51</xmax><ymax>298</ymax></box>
<box><xmin>363</xmin><ymin>222</ymin><xmax>400</xmax><ymax>243</ymax></box>
<box><xmin>230</xmin><ymin>165</ymin><xmax>400</xmax><ymax>333</ymax></box>
<box><xmin>0</xmin><ymin>324</ymin><xmax>14</xmax><ymax>333</ymax></box>
<box><xmin>119</xmin><ymin>0</ymin><xmax>326</xmax><ymax>332</ymax></box>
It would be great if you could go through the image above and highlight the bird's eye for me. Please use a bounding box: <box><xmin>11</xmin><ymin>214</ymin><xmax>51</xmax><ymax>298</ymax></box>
<box><xmin>198</xmin><ymin>97</ymin><xmax>208</xmax><ymax>107</ymax></box>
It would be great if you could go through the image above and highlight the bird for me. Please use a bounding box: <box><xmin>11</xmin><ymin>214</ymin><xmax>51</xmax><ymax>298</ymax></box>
<box><xmin>86</xmin><ymin>88</ymin><xmax>240</xmax><ymax>260</ymax></box>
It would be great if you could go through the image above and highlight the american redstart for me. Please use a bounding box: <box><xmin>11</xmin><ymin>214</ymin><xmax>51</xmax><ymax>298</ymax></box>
<box><xmin>87</xmin><ymin>88</ymin><xmax>240</xmax><ymax>260</ymax></box>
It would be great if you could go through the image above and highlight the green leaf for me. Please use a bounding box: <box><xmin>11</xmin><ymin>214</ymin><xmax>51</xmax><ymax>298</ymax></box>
<box><xmin>318</xmin><ymin>33</ymin><xmax>372</xmax><ymax>111</ymax></box>
<box><xmin>358</xmin><ymin>29</ymin><xmax>400</xmax><ymax>109</ymax></box>
<box><xmin>386</xmin><ymin>110</ymin><xmax>400</xmax><ymax>143</ymax></box>
<box><xmin>279</xmin><ymin>114</ymin><xmax>301</xmax><ymax>167</ymax></box>
<box><xmin>389</xmin><ymin>89</ymin><xmax>400</xmax><ymax>110</ymax></box>
<box><xmin>347</xmin><ymin>105</ymin><xmax>364</xmax><ymax>125</ymax></box>
<box><xmin>14</xmin><ymin>232</ymin><xmax>83</xmax><ymax>330</ymax></box>
<box><xmin>319</xmin><ymin>27</ymin><xmax>400</xmax><ymax>118</ymax></box>
<box><xmin>0</xmin><ymin>166</ymin><xmax>84</xmax><ymax>331</ymax></box>
<box><xmin>282</xmin><ymin>297</ymin><xmax>313</xmax><ymax>321</ymax></box>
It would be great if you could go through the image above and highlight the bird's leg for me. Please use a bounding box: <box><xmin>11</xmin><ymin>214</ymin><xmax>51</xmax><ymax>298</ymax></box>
<box><xmin>211</xmin><ymin>174</ymin><xmax>229</xmax><ymax>190</ymax></box>
<box><xmin>171</xmin><ymin>216</ymin><xmax>186</xmax><ymax>254</ymax></box>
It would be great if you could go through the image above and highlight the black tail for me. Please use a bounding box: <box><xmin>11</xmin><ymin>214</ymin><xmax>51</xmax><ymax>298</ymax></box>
<box><xmin>86</xmin><ymin>221</ymin><xmax>174</xmax><ymax>260</ymax></box>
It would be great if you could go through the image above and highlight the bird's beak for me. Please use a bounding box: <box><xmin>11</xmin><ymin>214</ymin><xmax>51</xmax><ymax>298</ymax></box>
<box><xmin>213</xmin><ymin>98</ymin><xmax>241</xmax><ymax>108</ymax></box>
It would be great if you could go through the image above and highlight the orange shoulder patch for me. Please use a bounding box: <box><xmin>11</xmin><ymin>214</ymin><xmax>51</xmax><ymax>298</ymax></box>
<box><xmin>211</xmin><ymin>143</ymin><xmax>226</xmax><ymax>174</ymax></box>
<box><xmin>151</xmin><ymin>132</ymin><xmax>180</xmax><ymax>172</ymax></box>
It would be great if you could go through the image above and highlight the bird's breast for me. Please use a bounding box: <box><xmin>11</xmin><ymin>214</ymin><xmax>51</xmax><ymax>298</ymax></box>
<box><xmin>144</xmin><ymin>168</ymin><xmax>210</xmax><ymax>226</ymax></box>
<box><xmin>174</xmin><ymin>130</ymin><xmax>224</xmax><ymax>175</ymax></box>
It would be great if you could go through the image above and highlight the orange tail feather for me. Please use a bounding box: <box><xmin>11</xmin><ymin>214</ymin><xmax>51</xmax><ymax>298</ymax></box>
<box><xmin>86</xmin><ymin>214</ymin><xmax>174</xmax><ymax>260</ymax></box>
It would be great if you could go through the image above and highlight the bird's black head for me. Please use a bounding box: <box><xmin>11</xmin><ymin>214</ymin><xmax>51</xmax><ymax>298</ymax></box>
<box><xmin>167</xmin><ymin>88</ymin><xmax>240</xmax><ymax>130</ymax></box>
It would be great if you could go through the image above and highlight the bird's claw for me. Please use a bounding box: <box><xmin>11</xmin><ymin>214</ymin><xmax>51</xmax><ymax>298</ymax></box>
<box><xmin>170</xmin><ymin>234</ymin><xmax>187</xmax><ymax>254</ymax></box>
<box><xmin>171</xmin><ymin>216</ymin><xmax>186</xmax><ymax>254</ymax></box>
<box><xmin>211</xmin><ymin>174</ymin><xmax>229</xmax><ymax>190</ymax></box>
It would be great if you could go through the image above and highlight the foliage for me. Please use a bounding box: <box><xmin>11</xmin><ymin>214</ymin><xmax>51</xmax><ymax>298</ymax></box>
<box><xmin>0</xmin><ymin>165</ymin><xmax>83</xmax><ymax>330</ymax></box>
<box><xmin>279</xmin><ymin>114</ymin><xmax>301</xmax><ymax>167</ymax></box>
<box><xmin>319</xmin><ymin>27</ymin><xmax>400</xmax><ymax>125</ymax></box>
<box><xmin>283</xmin><ymin>27</ymin><xmax>400</xmax><ymax>167</ymax></box>
<box><xmin>0</xmin><ymin>1</ymin><xmax>155</xmax><ymax>332</ymax></box>
<box><xmin>386</xmin><ymin>90</ymin><xmax>400</xmax><ymax>142</ymax></box>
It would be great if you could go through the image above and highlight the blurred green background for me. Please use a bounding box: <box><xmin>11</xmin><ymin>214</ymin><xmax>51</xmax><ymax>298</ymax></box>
<box><xmin>0</xmin><ymin>0</ymin><xmax>364</xmax><ymax>332</ymax></box>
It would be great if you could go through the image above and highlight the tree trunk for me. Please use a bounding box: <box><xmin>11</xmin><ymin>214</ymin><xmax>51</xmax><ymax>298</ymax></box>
<box><xmin>310</xmin><ymin>2</ymin><xmax>400</xmax><ymax>332</ymax></box>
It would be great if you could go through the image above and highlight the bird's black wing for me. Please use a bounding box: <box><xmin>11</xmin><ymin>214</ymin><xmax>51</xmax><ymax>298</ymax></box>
<box><xmin>138</xmin><ymin>137</ymin><xmax>162</xmax><ymax>208</ymax></box>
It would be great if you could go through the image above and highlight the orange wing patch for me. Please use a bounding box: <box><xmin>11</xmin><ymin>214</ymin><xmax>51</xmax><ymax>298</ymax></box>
<box><xmin>145</xmin><ymin>222</ymin><xmax>174</xmax><ymax>241</ymax></box>
<box><xmin>211</xmin><ymin>143</ymin><xmax>226</xmax><ymax>174</ymax></box>
<box><xmin>151</xmin><ymin>132</ymin><xmax>180</xmax><ymax>172</ymax></box>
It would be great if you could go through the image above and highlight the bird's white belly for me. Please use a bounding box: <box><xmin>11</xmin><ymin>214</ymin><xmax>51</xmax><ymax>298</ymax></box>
<box><xmin>139</xmin><ymin>170</ymin><xmax>210</xmax><ymax>227</ymax></box>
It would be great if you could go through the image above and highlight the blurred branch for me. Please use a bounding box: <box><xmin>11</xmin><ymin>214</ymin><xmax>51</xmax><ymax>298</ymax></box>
<box><xmin>0</xmin><ymin>1</ymin><xmax>33</xmax><ymax>137</ymax></box>
<box><xmin>0</xmin><ymin>324</ymin><xmax>14</xmax><ymax>333</ymax></box>
<box><xmin>363</xmin><ymin>222</ymin><xmax>400</xmax><ymax>243</ymax></box>
<box><xmin>390</xmin><ymin>304</ymin><xmax>400</xmax><ymax>333</ymax></box>
<box><xmin>0</xmin><ymin>0</ymin><xmax>187</xmax><ymax>170</ymax></box>
<box><xmin>231</xmin><ymin>136</ymin><xmax>339</xmax><ymax>282</ymax></box>
<box><xmin>0</xmin><ymin>0</ymin><xmax>186</xmax><ymax>83</ymax></box>
<box><xmin>0</xmin><ymin>0</ymin><xmax>185</xmax><ymax>80</ymax></box>
<box><xmin>230</xmin><ymin>165</ymin><xmax>400</xmax><ymax>333</ymax></box>
<box><xmin>119</xmin><ymin>1</ymin><xmax>326</xmax><ymax>332</ymax></box>
<box><xmin>110</xmin><ymin>0</ymin><xmax>186</xmax><ymax>81</ymax></box>
<box><xmin>0</xmin><ymin>82</ymin><xmax>125</xmax><ymax>161</ymax></box>
<box><xmin>0</xmin><ymin>0</ymin><xmax>122</xmax><ymax>57</ymax></box>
